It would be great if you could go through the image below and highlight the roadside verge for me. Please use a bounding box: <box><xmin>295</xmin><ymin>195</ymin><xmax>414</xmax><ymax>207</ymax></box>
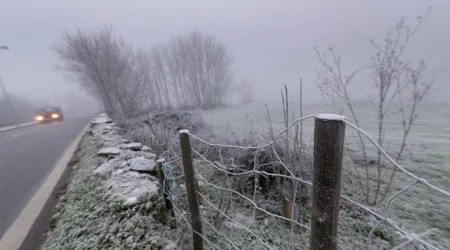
<box><xmin>2</xmin><ymin>113</ymin><xmax>175</xmax><ymax>249</ymax></box>
<box><xmin>0</xmin><ymin>120</ymin><xmax>88</xmax><ymax>250</ymax></box>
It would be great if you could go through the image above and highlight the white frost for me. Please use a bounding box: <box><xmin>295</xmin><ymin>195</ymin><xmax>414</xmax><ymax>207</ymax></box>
<box><xmin>91</xmin><ymin>114</ymin><xmax>113</xmax><ymax>124</ymax></box>
<box><xmin>163</xmin><ymin>241</ymin><xmax>179</xmax><ymax>250</ymax></box>
<box><xmin>123</xmin><ymin>196</ymin><xmax>138</xmax><ymax>206</ymax></box>
<box><xmin>144</xmin><ymin>152</ymin><xmax>157</xmax><ymax>159</ymax></box>
<box><xmin>105</xmin><ymin>171</ymin><xmax>159</xmax><ymax>206</ymax></box>
<box><xmin>93</xmin><ymin>157</ymin><xmax>127</xmax><ymax>176</ymax></box>
<box><xmin>119</xmin><ymin>142</ymin><xmax>143</xmax><ymax>150</ymax></box>
<box><xmin>314</xmin><ymin>113</ymin><xmax>347</xmax><ymax>121</ymax></box>
<box><xmin>178</xmin><ymin>129</ymin><xmax>189</xmax><ymax>134</ymax></box>
<box><xmin>94</xmin><ymin>158</ymin><xmax>120</xmax><ymax>176</ymax></box>
<box><xmin>224</xmin><ymin>212</ymin><xmax>255</xmax><ymax>230</ymax></box>
<box><xmin>97</xmin><ymin>147</ymin><xmax>121</xmax><ymax>156</ymax></box>
<box><xmin>129</xmin><ymin>156</ymin><xmax>156</xmax><ymax>172</ymax></box>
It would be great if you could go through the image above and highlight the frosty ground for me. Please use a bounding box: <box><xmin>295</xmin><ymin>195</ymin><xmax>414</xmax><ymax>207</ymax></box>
<box><xmin>42</xmin><ymin>99</ymin><xmax>449</xmax><ymax>249</ymax></box>
<box><xmin>200</xmin><ymin>100</ymin><xmax>450</xmax><ymax>249</ymax></box>
<box><xmin>41</xmin><ymin>114</ymin><xmax>177</xmax><ymax>249</ymax></box>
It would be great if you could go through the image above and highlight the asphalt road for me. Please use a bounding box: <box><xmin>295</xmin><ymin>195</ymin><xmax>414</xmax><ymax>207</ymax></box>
<box><xmin>0</xmin><ymin>115</ymin><xmax>93</xmax><ymax>239</ymax></box>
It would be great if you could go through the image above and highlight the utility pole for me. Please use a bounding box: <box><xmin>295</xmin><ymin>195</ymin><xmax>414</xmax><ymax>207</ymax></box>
<box><xmin>0</xmin><ymin>45</ymin><xmax>19</xmax><ymax>126</ymax></box>
<box><xmin>0</xmin><ymin>77</ymin><xmax>19</xmax><ymax>125</ymax></box>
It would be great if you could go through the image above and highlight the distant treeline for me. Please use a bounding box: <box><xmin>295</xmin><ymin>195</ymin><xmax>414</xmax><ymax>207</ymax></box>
<box><xmin>53</xmin><ymin>27</ymin><xmax>254</xmax><ymax>118</ymax></box>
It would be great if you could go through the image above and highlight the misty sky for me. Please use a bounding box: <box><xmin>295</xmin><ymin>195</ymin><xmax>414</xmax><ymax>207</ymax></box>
<box><xmin>0</xmin><ymin>0</ymin><xmax>449</xmax><ymax>104</ymax></box>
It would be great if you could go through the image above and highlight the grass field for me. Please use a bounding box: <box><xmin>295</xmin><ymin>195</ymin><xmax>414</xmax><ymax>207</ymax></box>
<box><xmin>199</xmin><ymin>99</ymin><xmax>450</xmax><ymax>249</ymax></box>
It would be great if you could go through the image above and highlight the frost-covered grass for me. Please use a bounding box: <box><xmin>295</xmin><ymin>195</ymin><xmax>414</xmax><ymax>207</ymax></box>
<box><xmin>110</xmin><ymin>99</ymin><xmax>449</xmax><ymax>249</ymax></box>
<box><xmin>41</xmin><ymin>118</ymin><xmax>176</xmax><ymax>250</ymax></box>
<box><xmin>200</xmin><ymin>100</ymin><xmax>450</xmax><ymax>249</ymax></box>
<box><xmin>117</xmin><ymin>109</ymin><xmax>401</xmax><ymax>248</ymax></box>
<box><xmin>166</xmin><ymin>159</ymin><xmax>397</xmax><ymax>249</ymax></box>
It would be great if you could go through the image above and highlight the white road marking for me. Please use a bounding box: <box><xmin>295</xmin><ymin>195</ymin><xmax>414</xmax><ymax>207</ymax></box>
<box><xmin>0</xmin><ymin>122</ymin><xmax>36</xmax><ymax>133</ymax></box>
<box><xmin>0</xmin><ymin>123</ymin><xmax>59</xmax><ymax>147</ymax></box>
<box><xmin>0</xmin><ymin>123</ymin><xmax>89</xmax><ymax>250</ymax></box>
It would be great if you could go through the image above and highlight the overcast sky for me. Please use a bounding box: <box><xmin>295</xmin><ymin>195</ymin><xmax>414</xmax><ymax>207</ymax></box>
<box><xmin>0</xmin><ymin>0</ymin><xmax>449</xmax><ymax>104</ymax></box>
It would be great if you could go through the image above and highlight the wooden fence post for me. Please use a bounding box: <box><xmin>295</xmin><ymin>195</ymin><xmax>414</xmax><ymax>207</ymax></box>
<box><xmin>310</xmin><ymin>115</ymin><xmax>346</xmax><ymax>250</ymax></box>
<box><xmin>156</xmin><ymin>158</ymin><xmax>176</xmax><ymax>228</ymax></box>
<box><xmin>156</xmin><ymin>158</ymin><xmax>166</xmax><ymax>188</ymax></box>
<box><xmin>179</xmin><ymin>130</ymin><xmax>204</xmax><ymax>250</ymax></box>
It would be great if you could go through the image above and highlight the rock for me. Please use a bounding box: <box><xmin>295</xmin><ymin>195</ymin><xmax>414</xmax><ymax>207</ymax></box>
<box><xmin>97</xmin><ymin>147</ymin><xmax>121</xmax><ymax>156</ymax></box>
<box><xmin>119</xmin><ymin>142</ymin><xmax>143</xmax><ymax>151</ymax></box>
<box><xmin>105</xmin><ymin>171</ymin><xmax>159</xmax><ymax>206</ymax></box>
<box><xmin>143</xmin><ymin>152</ymin><xmax>157</xmax><ymax>159</ymax></box>
<box><xmin>94</xmin><ymin>157</ymin><xmax>124</xmax><ymax>176</ymax></box>
<box><xmin>141</xmin><ymin>145</ymin><xmax>152</xmax><ymax>152</ymax></box>
<box><xmin>129</xmin><ymin>156</ymin><xmax>156</xmax><ymax>172</ymax></box>
<box><xmin>91</xmin><ymin>114</ymin><xmax>113</xmax><ymax>124</ymax></box>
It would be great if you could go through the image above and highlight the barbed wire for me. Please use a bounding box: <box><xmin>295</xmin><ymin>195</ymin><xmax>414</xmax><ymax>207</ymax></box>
<box><xmin>193</xmin><ymin>168</ymin><xmax>311</xmax><ymax>231</ymax></box>
<box><xmin>158</xmin><ymin>113</ymin><xmax>447</xmax><ymax>249</ymax></box>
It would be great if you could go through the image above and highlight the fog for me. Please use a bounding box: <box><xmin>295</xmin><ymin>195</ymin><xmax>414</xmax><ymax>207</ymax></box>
<box><xmin>0</xmin><ymin>0</ymin><xmax>449</xmax><ymax>106</ymax></box>
<box><xmin>2</xmin><ymin>2</ymin><xmax>450</xmax><ymax>248</ymax></box>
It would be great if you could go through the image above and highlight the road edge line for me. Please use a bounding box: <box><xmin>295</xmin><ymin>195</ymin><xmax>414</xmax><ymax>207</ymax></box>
<box><xmin>0</xmin><ymin>122</ymin><xmax>37</xmax><ymax>133</ymax></box>
<box><xmin>0</xmin><ymin>122</ymin><xmax>91</xmax><ymax>250</ymax></box>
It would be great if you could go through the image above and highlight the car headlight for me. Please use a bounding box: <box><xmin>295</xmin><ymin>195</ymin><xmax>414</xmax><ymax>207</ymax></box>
<box><xmin>51</xmin><ymin>113</ymin><xmax>59</xmax><ymax>119</ymax></box>
<box><xmin>35</xmin><ymin>116</ymin><xmax>44</xmax><ymax>121</ymax></box>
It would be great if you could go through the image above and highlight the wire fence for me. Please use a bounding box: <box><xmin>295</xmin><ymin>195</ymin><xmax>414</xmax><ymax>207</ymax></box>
<box><xmin>155</xmin><ymin>113</ymin><xmax>449</xmax><ymax>250</ymax></box>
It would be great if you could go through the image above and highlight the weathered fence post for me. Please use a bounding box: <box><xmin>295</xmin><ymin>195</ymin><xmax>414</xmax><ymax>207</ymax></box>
<box><xmin>156</xmin><ymin>158</ymin><xmax>166</xmax><ymax>190</ymax></box>
<box><xmin>179</xmin><ymin>130</ymin><xmax>204</xmax><ymax>250</ymax></box>
<box><xmin>310</xmin><ymin>114</ymin><xmax>346</xmax><ymax>250</ymax></box>
<box><xmin>156</xmin><ymin>158</ymin><xmax>176</xmax><ymax>228</ymax></box>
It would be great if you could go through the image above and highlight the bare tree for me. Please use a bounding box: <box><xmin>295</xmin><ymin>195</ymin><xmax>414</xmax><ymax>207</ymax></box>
<box><xmin>53</xmin><ymin>26</ymin><xmax>145</xmax><ymax>118</ymax></box>
<box><xmin>236</xmin><ymin>78</ymin><xmax>255</xmax><ymax>104</ymax></box>
<box><xmin>165</xmin><ymin>30</ymin><xmax>233</xmax><ymax>109</ymax></box>
<box><xmin>315</xmin><ymin>7</ymin><xmax>437</xmax><ymax>205</ymax></box>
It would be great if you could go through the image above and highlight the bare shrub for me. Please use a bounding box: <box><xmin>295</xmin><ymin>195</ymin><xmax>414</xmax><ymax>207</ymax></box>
<box><xmin>233</xmin><ymin>78</ymin><xmax>255</xmax><ymax>104</ymax></box>
<box><xmin>116</xmin><ymin>110</ymin><xmax>212</xmax><ymax>156</ymax></box>
<box><xmin>314</xmin><ymin>7</ymin><xmax>441</xmax><ymax>204</ymax></box>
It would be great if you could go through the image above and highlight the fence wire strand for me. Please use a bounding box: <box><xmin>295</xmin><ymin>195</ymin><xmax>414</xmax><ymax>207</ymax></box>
<box><xmin>158</xmin><ymin>113</ymin><xmax>448</xmax><ymax>250</ymax></box>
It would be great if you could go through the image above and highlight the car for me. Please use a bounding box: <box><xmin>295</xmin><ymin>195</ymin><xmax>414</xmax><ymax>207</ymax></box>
<box><xmin>34</xmin><ymin>106</ymin><xmax>64</xmax><ymax>123</ymax></box>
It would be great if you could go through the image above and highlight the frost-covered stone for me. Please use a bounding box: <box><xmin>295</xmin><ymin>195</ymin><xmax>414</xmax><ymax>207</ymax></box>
<box><xmin>91</xmin><ymin>118</ymin><xmax>112</xmax><ymax>124</ymax></box>
<box><xmin>119</xmin><ymin>142</ymin><xmax>143</xmax><ymax>150</ymax></box>
<box><xmin>42</xmin><ymin>113</ymin><xmax>175</xmax><ymax>250</ymax></box>
<box><xmin>97</xmin><ymin>147</ymin><xmax>121</xmax><ymax>156</ymax></box>
<box><xmin>91</xmin><ymin>113</ymin><xmax>113</xmax><ymax>124</ymax></box>
<box><xmin>143</xmin><ymin>152</ymin><xmax>157</xmax><ymax>159</ymax></box>
<box><xmin>105</xmin><ymin>171</ymin><xmax>159</xmax><ymax>206</ymax></box>
<box><xmin>93</xmin><ymin>157</ymin><xmax>124</xmax><ymax>176</ymax></box>
<box><xmin>129</xmin><ymin>156</ymin><xmax>156</xmax><ymax>172</ymax></box>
